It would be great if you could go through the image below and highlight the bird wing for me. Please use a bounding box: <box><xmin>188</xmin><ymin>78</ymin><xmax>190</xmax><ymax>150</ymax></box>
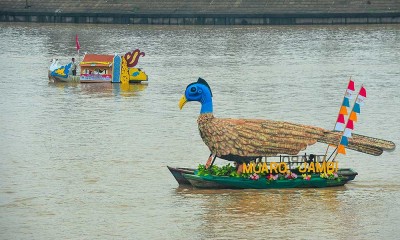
<box><xmin>198</xmin><ymin>114</ymin><xmax>395</xmax><ymax>157</ymax></box>
<box><xmin>198</xmin><ymin>115</ymin><xmax>328</xmax><ymax>157</ymax></box>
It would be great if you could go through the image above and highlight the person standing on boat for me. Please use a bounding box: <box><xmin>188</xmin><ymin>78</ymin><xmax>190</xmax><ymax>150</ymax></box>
<box><xmin>71</xmin><ymin>58</ymin><xmax>77</xmax><ymax>76</ymax></box>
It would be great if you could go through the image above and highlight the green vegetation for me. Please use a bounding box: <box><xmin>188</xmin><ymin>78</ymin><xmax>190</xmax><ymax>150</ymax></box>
<box><xmin>197</xmin><ymin>164</ymin><xmax>241</xmax><ymax>177</ymax></box>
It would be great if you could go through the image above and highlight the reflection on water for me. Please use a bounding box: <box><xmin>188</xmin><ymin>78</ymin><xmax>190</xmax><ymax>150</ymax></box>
<box><xmin>175</xmin><ymin>186</ymin><xmax>351</xmax><ymax>239</ymax></box>
<box><xmin>48</xmin><ymin>81</ymin><xmax>148</xmax><ymax>97</ymax></box>
<box><xmin>176</xmin><ymin>186</ymin><xmax>344</xmax><ymax>215</ymax></box>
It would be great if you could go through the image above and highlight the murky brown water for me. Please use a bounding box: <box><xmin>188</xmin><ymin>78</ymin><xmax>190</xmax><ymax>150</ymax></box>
<box><xmin>0</xmin><ymin>23</ymin><xmax>399</xmax><ymax>239</ymax></box>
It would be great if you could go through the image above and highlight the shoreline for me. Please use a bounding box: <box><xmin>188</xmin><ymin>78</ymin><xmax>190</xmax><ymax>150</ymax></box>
<box><xmin>2</xmin><ymin>11</ymin><xmax>400</xmax><ymax>25</ymax></box>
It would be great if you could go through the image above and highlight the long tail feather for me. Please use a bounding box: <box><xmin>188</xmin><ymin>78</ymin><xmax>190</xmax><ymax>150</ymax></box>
<box><xmin>318</xmin><ymin>131</ymin><xmax>395</xmax><ymax>156</ymax></box>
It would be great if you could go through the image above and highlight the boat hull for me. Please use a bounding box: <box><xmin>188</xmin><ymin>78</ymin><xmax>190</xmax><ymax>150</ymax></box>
<box><xmin>167</xmin><ymin>166</ymin><xmax>193</xmax><ymax>185</ymax></box>
<box><xmin>50</xmin><ymin>74</ymin><xmax>148</xmax><ymax>83</ymax></box>
<box><xmin>168</xmin><ymin>166</ymin><xmax>358</xmax><ymax>189</ymax></box>
<box><xmin>183</xmin><ymin>173</ymin><xmax>349</xmax><ymax>189</ymax></box>
<box><xmin>49</xmin><ymin>75</ymin><xmax>80</xmax><ymax>83</ymax></box>
<box><xmin>337</xmin><ymin>168</ymin><xmax>358</xmax><ymax>180</ymax></box>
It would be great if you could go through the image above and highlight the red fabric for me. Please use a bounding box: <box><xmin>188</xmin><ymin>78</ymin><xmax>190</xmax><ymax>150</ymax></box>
<box><xmin>337</xmin><ymin>114</ymin><xmax>345</xmax><ymax>123</ymax></box>
<box><xmin>346</xmin><ymin>120</ymin><xmax>354</xmax><ymax>130</ymax></box>
<box><xmin>347</xmin><ymin>79</ymin><xmax>355</xmax><ymax>91</ymax></box>
<box><xmin>76</xmin><ymin>34</ymin><xmax>80</xmax><ymax>51</ymax></box>
<box><xmin>359</xmin><ymin>86</ymin><xmax>367</xmax><ymax>97</ymax></box>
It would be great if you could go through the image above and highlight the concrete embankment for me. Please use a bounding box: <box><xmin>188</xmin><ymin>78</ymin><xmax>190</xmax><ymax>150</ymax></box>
<box><xmin>1</xmin><ymin>0</ymin><xmax>400</xmax><ymax>25</ymax></box>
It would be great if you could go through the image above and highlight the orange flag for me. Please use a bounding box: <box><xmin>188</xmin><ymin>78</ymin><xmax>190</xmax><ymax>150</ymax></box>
<box><xmin>337</xmin><ymin>145</ymin><xmax>346</xmax><ymax>155</ymax></box>
<box><xmin>339</xmin><ymin>105</ymin><xmax>348</xmax><ymax>115</ymax></box>
<box><xmin>349</xmin><ymin>112</ymin><xmax>358</xmax><ymax>122</ymax></box>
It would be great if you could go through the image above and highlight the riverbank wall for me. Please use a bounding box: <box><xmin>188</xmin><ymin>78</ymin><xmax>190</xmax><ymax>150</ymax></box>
<box><xmin>1</xmin><ymin>0</ymin><xmax>400</xmax><ymax>25</ymax></box>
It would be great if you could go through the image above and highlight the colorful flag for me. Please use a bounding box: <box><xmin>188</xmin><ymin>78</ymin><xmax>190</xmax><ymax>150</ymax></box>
<box><xmin>337</xmin><ymin>145</ymin><xmax>346</xmax><ymax>155</ymax></box>
<box><xmin>353</xmin><ymin>103</ymin><xmax>361</xmax><ymax>113</ymax></box>
<box><xmin>337</xmin><ymin>85</ymin><xmax>367</xmax><ymax>155</ymax></box>
<box><xmin>349</xmin><ymin>112</ymin><xmax>358</xmax><ymax>122</ymax></box>
<box><xmin>339</xmin><ymin>106</ymin><xmax>348</xmax><ymax>115</ymax></box>
<box><xmin>346</xmin><ymin>120</ymin><xmax>354</xmax><ymax>130</ymax></box>
<box><xmin>347</xmin><ymin>80</ymin><xmax>355</xmax><ymax>92</ymax></box>
<box><xmin>340</xmin><ymin>136</ymin><xmax>349</xmax><ymax>146</ymax></box>
<box><xmin>343</xmin><ymin>128</ymin><xmax>352</xmax><ymax>138</ymax></box>
<box><xmin>75</xmin><ymin>34</ymin><xmax>80</xmax><ymax>51</ymax></box>
<box><xmin>342</xmin><ymin>97</ymin><xmax>350</xmax><ymax>107</ymax></box>
<box><xmin>359</xmin><ymin>86</ymin><xmax>366</xmax><ymax>97</ymax></box>
<box><xmin>334</xmin><ymin>79</ymin><xmax>355</xmax><ymax>131</ymax></box>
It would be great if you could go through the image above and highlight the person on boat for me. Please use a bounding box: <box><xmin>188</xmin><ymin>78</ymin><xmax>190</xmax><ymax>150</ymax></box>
<box><xmin>70</xmin><ymin>58</ymin><xmax>77</xmax><ymax>76</ymax></box>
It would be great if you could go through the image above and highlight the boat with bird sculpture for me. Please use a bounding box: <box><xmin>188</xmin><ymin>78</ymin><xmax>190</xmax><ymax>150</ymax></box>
<box><xmin>49</xmin><ymin>49</ymin><xmax>148</xmax><ymax>83</ymax></box>
<box><xmin>169</xmin><ymin>78</ymin><xmax>395</xmax><ymax>189</ymax></box>
<box><xmin>168</xmin><ymin>155</ymin><xmax>359</xmax><ymax>189</ymax></box>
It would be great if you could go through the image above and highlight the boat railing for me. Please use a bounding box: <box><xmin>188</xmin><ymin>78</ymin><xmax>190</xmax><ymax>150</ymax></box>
<box><xmin>256</xmin><ymin>154</ymin><xmax>328</xmax><ymax>170</ymax></box>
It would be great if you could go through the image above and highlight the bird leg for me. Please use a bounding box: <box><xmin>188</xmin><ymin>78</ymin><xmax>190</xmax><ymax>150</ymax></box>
<box><xmin>205</xmin><ymin>153</ymin><xmax>216</xmax><ymax>169</ymax></box>
<box><xmin>236</xmin><ymin>163</ymin><xmax>243</xmax><ymax>174</ymax></box>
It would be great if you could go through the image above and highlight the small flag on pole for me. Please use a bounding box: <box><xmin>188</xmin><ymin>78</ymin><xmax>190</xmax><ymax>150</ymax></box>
<box><xmin>75</xmin><ymin>34</ymin><xmax>80</xmax><ymax>51</ymax></box>
<box><xmin>340</xmin><ymin>136</ymin><xmax>349</xmax><ymax>146</ymax></box>
<box><xmin>337</xmin><ymin>145</ymin><xmax>346</xmax><ymax>155</ymax></box>
<box><xmin>337</xmin><ymin>85</ymin><xmax>367</xmax><ymax>155</ymax></box>
<box><xmin>347</xmin><ymin>80</ymin><xmax>355</xmax><ymax>92</ymax></box>
<box><xmin>334</xmin><ymin>79</ymin><xmax>355</xmax><ymax>131</ymax></box>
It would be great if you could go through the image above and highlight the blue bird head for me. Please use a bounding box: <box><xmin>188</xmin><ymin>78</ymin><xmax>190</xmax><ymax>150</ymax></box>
<box><xmin>179</xmin><ymin>78</ymin><xmax>213</xmax><ymax>114</ymax></box>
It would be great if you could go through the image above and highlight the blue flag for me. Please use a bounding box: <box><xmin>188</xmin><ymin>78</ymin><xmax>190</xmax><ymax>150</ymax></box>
<box><xmin>340</xmin><ymin>136</ymin><xmax>349</xmax><ymax>146</ymax></box>
<box><xmin>342</xmin><ymin>97</ymin><xmax>350</xmax><ymax>107</ymax></box>
<box><xmin>353</xmin><ymin>102</ymin><xmax>361</xmax><ymax>113</ymax></box>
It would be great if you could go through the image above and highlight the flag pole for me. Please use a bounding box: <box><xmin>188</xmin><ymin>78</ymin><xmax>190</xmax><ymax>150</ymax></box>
<box><xmin>333</xmin><ymin>84</ymin><xmax>366</xmax><ymax>161</ymax></box>
<box><xmin>75</xmin><ymin>34</ymin><xmax>81</xmax><ymax>74</ymax></box>
<box><xmin>323</xmin><ymin>77</ymin><xmax>354</xmax><ymax>160</ymax></box>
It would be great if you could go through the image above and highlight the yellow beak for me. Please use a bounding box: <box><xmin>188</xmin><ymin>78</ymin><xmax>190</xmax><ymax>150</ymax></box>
<box><xmin>178</xmin><ymin>95</ymin><xmax>187</xmax><ymax>110</ymax></box>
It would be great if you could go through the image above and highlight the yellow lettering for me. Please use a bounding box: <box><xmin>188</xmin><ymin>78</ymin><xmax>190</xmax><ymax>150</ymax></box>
<box><xmin>270</xmin><ymin>162</ymin><xmax>278</xmax><ymax>174</ymax></box>
<box><xmin>261</xmin><ymin>162</ymin><xmax>269</xmax><ymax>174</ymax></box>
<box><xmin>254</xmin><ymin>163</ymin><xmax>261</xmax><ymax>174</ymax></box>
<box><xmin>279</xmin><ymin>163</ymin><xmax>288</xmax><ymax>174</ymax></box>
<box><xmin>307</xmin><ymin>162</ymin><xmax>315</xmax><ymax>173</ymax></box>
<box><xmin>315</xmin><ymin>161</ymin><xmax>326</xmax><ymax>173</ymax></box>
<box><xmin>298</xmin><ymin>162</ymin><xmax>307</xmax><ymax>173</ymax></box>
<box><xmin>242</xmin><ymin>163</ymin><xmax>254</xmax><ymax>174</ymax></box>
<box><xmin>327</xmin><ymin>162</ymin><xmax>335</xmax><ymax>174</ymax></box>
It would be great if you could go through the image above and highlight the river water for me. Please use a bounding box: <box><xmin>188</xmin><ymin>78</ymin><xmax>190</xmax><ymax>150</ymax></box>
<box><xmin>0</xmin><ymin>22</ymin><xmax>399</xmax><ymax>239</ymax></box>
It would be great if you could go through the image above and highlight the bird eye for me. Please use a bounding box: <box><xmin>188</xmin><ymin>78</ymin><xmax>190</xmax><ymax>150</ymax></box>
<box><xmin>190</xmin><ymin>87</ymin><xmax>196</xmax><ymax>92</ymax></box>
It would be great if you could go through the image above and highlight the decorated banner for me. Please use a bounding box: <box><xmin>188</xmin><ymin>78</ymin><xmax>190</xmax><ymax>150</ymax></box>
<box><xmin>336</xmin><ymin>85</ymin><xmax>367</xmax><ymax>155</ymax></box>
<box><xmin>324</xmin><ymin>78</ymin><xmax>355</xmax><ymax>156</ymax></box>
<box><xmin>334</xmin><ymin>79</ymin><xmax>355</xmax><ymax>131</ymax></box>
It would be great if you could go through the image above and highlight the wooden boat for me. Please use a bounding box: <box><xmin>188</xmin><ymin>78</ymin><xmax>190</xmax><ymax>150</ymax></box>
<box><xmin>337</xmin><ymin>168</ymin><xmax>358</xmax><ymax>180</ymax></box>
<box><xmin>167</xmin><ymin>166</ymin><xmax>193</xmax><ymax>185</ymax></box>
<box><xmin>167</xmin><ymin>153</ymin><xmax>358</xmax><ymax>189</ymax></box>
<box><xmin>183</xmin><ymin>173</ymin><xmax>350</xmax><ymax>189</ymax></box>
<box><xmin>167</xmin><ymin>165</ymin><xmax>358</xmax><ymax>189</ymax></box>
<box><xmin>49</xmin><ymin>49</ymin><xmax>148</xmax><ymax>83</ymax></box>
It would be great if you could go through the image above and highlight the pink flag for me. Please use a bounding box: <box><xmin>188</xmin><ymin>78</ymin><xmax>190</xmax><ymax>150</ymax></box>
<box><xmin>75</xmin><ymin>34</ymin><xmax>80</xmax><ymax>51</ymax></box>
<box><xmin>346</xmin><ymin>120</ymin><xmax>354</xmax><ymax>130</ymax></box>
<box><xmin>337</xmin><ymin>114</ymin><xmax>345</xmax><ymax>124</ymax></box>
<box><xmin>359</xmin><ymin>86</ymin><xmax>367</xmax><ymax>97</ymax></box>
<box><xmin>347</xmin><ymin>79</ymin><xmax>355</xmax><ymax>91</ymax></box>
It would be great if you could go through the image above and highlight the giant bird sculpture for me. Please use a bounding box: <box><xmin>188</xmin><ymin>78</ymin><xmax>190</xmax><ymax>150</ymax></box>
<box><xmin>178</xmin><ymin>78</ymin><xmax>395</xmax><ymax>164</ymax></box>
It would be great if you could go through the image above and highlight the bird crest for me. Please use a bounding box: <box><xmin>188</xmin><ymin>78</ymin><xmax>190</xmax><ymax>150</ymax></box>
<box><xmin>186</xmin><ymin>77</ymin><xmax>213</xmax><ymax>97</ymax></box>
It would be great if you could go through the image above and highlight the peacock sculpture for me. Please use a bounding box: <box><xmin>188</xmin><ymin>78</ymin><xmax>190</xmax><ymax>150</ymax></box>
<box><xmin>178</xmin><ymin>78</ymin><xmax>395</xmax><ymax>164</ymax></box>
